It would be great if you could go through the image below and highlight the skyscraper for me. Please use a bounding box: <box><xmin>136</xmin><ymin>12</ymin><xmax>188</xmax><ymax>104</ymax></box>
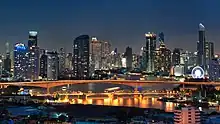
<box><xmin>154</xmin><ymin>43</ymin><xmax>171</xmax><ymax>74</ymax></box>
<box><xmin>101</xmin><ymin>41</ymin><xmax>111</xmax><ymax>69</ymax></box>
<box><xmin>4</xmin><ymin>42</ymin><xmax>11</xmax><ymax>73</ymax></box>
<box><xmin>39</xmin><ymin>50</ymin><xmax>47</xmax><ymax>79</ymax></box>
<box><xmin>205</xmin><ymin>41</ymin><xmax>214</xmax><ymax>63</ymax></box>
<box><xmin>13</xmin><ymin>43</ymin><xmax>28</xmax><ymax>80</ymax></box>
<box><xmin>197</xmin><ymin>23</ymin><xmax>206</xmax><ymax>70</ymax></box>
<box><xmin>73</xmin><ymin>35</ymin><xmax>90</xmax><ymax>79</ymax></box>
<box><xmin>145</xmin><ymin>32</ymin><xmax>156</xmax><ymax>73</ymax></box>
<box><xmin>90</xmin><ymin>37</ymin><xmax>102</xmax><ymax>70</ymax></box>
<box><xmin>125</xmin><ymin>46</ymin><xmax>132</xmax><ymax>70</ymax></box>
<box><xmin>47</xmin><ymin>51</ymin><xmax>59</xmax><ymax>80</ymax></box>
<box><xmin>59</xmin><ymin>48</ymin><xmax>66</xmax><ymax>77</ymax></box>
<box><xmin>172</xmin><ymin>48</ymin><xmax>181</xmax><ymax>66</ymax></box>
<box><xmin>158</xmin><ymin>32</ymin><xmax>164</xmax><ymax>44</ymax></box>
<box><xmin>65</xmin><ymin>53</ymin><xmax>73</xmax><ymax>70</ymax></box>
<box><xmin>27</xmin><ymin>31</ymin><xmax>40</xmax><ymax>80</ymax></box>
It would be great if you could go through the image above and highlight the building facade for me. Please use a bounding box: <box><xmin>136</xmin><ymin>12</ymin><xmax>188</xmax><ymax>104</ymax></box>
<box><xmin>73</xmin><ymin>35</ymin><xmax>90</xmax><ymax>79</ymax></box>
<box><xmin>125</xmin><ymin>47</ymin><xmax>132</xmax><ymax>70</ymax></box>
<box><xmin>172</xmin><ymin>48</ymin><xmax>181</xmax><ymax>66</ymax></box>
<box><xmin>197</xmin><ymin>23</ymin><xmax>206</xmax><ymax>71</ymax></box>
<box><xmin>154</xmin><ymin>43</ymin><xmax>171</xmax><ymax>74</ymax></box>
<box><xmin>27</xmin><ymin>31</ymin><xmax>40</xmax><ymax>80</ymax></box>
<box><xmin>145</xmin><ymin>32</ymin><xmax>156</xmax><ymax>73</ymax></box>
<box><xmin>58</xmin><ymin>48</ymin><xmax>66</xmax><ymax>77</ymax></box>
<box><xmin>39</xmin><ymin>50</ymin><xmax>47</xmax><ymax>79</ymax></box>
<box><xmin>47</xmin><ymin>51</ymin><xmax>59</xmax><ymax>80</ymax></box>
<box><xmin>174</xmin><ymin>106</ymin><xmax>200</xmax><ymax>124</ymax></box>
<box><xmin>13</xmin><ymin>43</ymin><xmax>28</xmax><ymax>80</ymax></box>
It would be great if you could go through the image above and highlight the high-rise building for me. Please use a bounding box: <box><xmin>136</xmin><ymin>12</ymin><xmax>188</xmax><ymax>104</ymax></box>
<box><xmin>58</xmin><ymin>48</ymin><xmax>66</xmax><ymax>77</ymax></box>
<box><xmin>180</xmin><ymin>51</ymin><xmax>197</xmax><ymax>75</ymax></box>
<box><xmin>197</xmin><ymin>23</ymin><xmax>206</xmax><ymax>70</ymax></box>
<box><xmin>65</xmin><ymin>53</ymin><xmax>72</xmax><ymax>70</ymax></box>
<box><xmin>4</xmin><ymin>42</ymin><xmax>11</xmax><ymax>73</ymax></box>
<box><xmin>172</xmin><ymin>48</ymin><xmax>181</xmax><ymax>66</ymax></box>
<box><xmin>209</xmin><ymin>59</ymin><xmax>220</xmax><ymax>81</ymax></box>
<box><xmin>101</xmin><ymin>41</ymin><xmax>111</xmax><ymax>69</ymax></box>
<box><xmin>154</xmin><ymin>43</ymin><xmax>171</xmax><ymax>74</ymax></box>
<box><xmin>145</xmin><ymin>32</ymin><xmax>156</xmax><ymax>73</ymax></box>
<box><xmin>39</xmin><ymin>50</ymin><xmax>47</xmax><ymax>79</ymax></box>
<box><xmin>47</xmin><ymin>51</ymin><xmax>59</xmax><ymax>80</ymax></box>
<box><xmin>132</xmin><ymin>54</ymin><xmax>140</xmax><ymax>69</ymax></box>
<box><xmin>90</xmin><ymin>37</ymin><xmax>102</xmax><ymax>70</ymax></box>
<box><xmin>205</xmin><ymin>41</ymin><xmax>214</xmax><ymax>64</ymax></box>
<box><xmin>73</xmin><ymin>35</ymin><xmax>90</xmax><ymax>79</ymax></box>
<box><xmin>174</xmin><ymin>106</ymin><xmax>201</xmax><ymax>124</ymax></box>
<box><xmin>0</xmin><ymin>55</ymin><xmax>3</xmax><ymax>77</ymax></box>
<box><xmin>27</xmin><ymin>31</ymin><xmax>40</xmax><ymax>80</ymax></box>
<box><xmin>140</xmin><ymin>47</ymin><xmax>146</xmax><ymax>70</ymax></box>
<box><xmin>158</xmin><ymin>32</ymin><xmax>164</xmax><ymax>44</ymax></box>
<box><xmin>13</xmin><ymin>43</ymin><xmax>28</xmax><ymax>80</ymax></box>
<box><xmin>125</xmin><ymin>47</ymin><xmax>132</xmax><ymax>70</ymax></box>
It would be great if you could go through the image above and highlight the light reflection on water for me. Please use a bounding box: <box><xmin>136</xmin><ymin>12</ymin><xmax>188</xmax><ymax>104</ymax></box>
<box><xmin>50</xmin><ymin>83</ymin><xmax>181</xmax><ymax>112</ymax></box>
<box><xmin>69</xmin><ymin>97</ymin><xmax>177</xmax><ymax>112</ymax></box>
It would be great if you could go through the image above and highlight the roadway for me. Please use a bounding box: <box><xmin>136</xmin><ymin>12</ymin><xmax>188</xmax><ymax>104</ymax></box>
<box><xmin>36</xmin><ymin>92</ymin><xmax>177</xmax><ymax>97</ymax></box>
<box><xmin>0</xmin><ymin>80</ymin><xmax>219</xmax><ymax>89</ymax></box>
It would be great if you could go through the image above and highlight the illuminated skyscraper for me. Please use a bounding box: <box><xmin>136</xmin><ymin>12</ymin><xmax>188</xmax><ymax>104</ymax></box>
<box><xmin>65</xmin><ymin>53</ymin><xmax>73</xmax><ymax>70</ymax></box>
<box><xmin>47</xmin><ymin>51</ymin><xmax>59</xmax><ymax>80</ymax></box>
<box><xmin>73</xmin><ymin>35</ymin><xmax>90</xmax><ymax>79</ymax></box>
<box><xmin>90</xmin><ymin>37</ymin><xmax>102</xmax><ymax>70</ymax></box>
<box><xmin>13</xmin><ymin>43</ymin><xmax>28</xmax><ymax>80</ymax></box>
<box><xmin>125</xmin><ymin>46</ymin><xmax>132</xmax><ymax>70</ymax></box>
<box><xmin>4</xmin><ymin>42</ymin><xmax>11</xmax><ymax>73</ymax></box>
<box><xmin>59</xmin><ymin>48</ymin><xmax>66</xmax><ymax>77</ymax></box>
<box><xmin>27</xmin><ymin>31</ymin><xmax>40</xmax><ymax>80</ymax></box>
<box><xmin>158</xmin><ymin>32</ymin><xmax>164</xmax><ymax>44</ymax></box>
<box><xmin>101</xmin><ymin>41</ymin><xmax>111</xmax><ymax>69</ymax></box>
<box><xmin>39</xmin><ymin>50</ymin><xmax>47</xmax><ymax>79</ymax></box>
<box><xmin>205</xmin><ymin>41</ymin><xmax>214</xmax><ymax>63</ymax></box>
<box><xmin>172</xmin><ymin>48</ymin><xmax>181</xmax><ymax>66</ymax></box>
<box><xmin>197</xmin><ymin>23</ymin><xmax>206</xmax><ymax>70</ymax></box>
<box><xmin>154</xmin><ymin>43</ymin><xmax>171</xmax><ymax>74</ymax></box>
<box><xmin>145</xmin><ymin>32</ymin><xmax>156</xmax><ymax>73</ymax></box>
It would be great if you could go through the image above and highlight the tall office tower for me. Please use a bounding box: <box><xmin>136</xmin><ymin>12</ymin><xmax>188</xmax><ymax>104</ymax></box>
<box><xmin>145</xmin><ymin>32</ymin><xmax>156</xmax><ymax>73</ymax></box>
<box><xmin>39</xmin><ymin>50</ymin><xmax>47</xmax><ymax>79</ymax></box>
<box><xmin>197</xmin><ymin>23</ymin><xmax>206</xmax><ymax>70</ymax></box>
<box><xmin>65</xmin><ymin>53</ymin><xmax>73</xmax><ymax>70</ymax></box>
<box><xmin>180</xmin><ymin>51</ymin><xmax>197</xmax><ymax>75</ymax></box>
<box><xmin>4</xmin><ymin>42</ymin><xmax>11</xmax><ymax>73</ymax></box>
<box><xmin>125</xmin><ymin>47</ymin><xmax>132</xmax><ymax>70</ymax></box>
<box><xmin>132</xmin><ymin>54</ymin><xmax>140</xmax><ymax>69</ymax></box>
<box><xmin>0</xmin><ymin>55</ymin><xmax>3</xmax><ymax>77</ymax></box>
<box><xmin>101</xmin><ymin>41</ymin><xmax>111</xmax><ymax>69</ymax></box>
<box><xmin>154</xmin><ymin>43</ymin><xmax>171</xmax><ymax>74</ymax></box>
<box><xmin>172</xmin><ymin>48</ymin><xmax>181</xmax><ymax>66</ymax></box>
<box><xmin>158</xmin><ymin>32</ymin><xmax>164</xmax><ymax>44</ymax></box>
<box><xmin>209</xmin><ymin>58</ymin><xmax>220</xmax><ymax>81</ymax></box>
<box><xmin>27</xmin><ymin>31</ymin><xmax>40</xmax><ymax>80</ymax></box>
<box><xmin>91</xmin><ymin>37</ymin><xmax>102</xmax><ymax>70</ymax></box>
<box><xmin>174</xmin><ymin>106</ymin><xmax>200</xmax><ymax>124</ymax></box>
<box><xmin>73</xmin><ymin>35</ymin><xmax>90</xmax><ymax>79</ymax></box>
<box><xmin>140</xmin><ymin>47</ymin><xmax>146</xmax><ymax>70</ymax></box>
<box><xmin>205</xmin><ymin>41</ymin><xmax>214</xmax><ymax>64</ymax></box>
<box><xmin>47</xmin><ymin>51</ymin><xmax>59</xmax><ymax>80</ymax></box>
<box><xmin>58</xmin><ymin>48</ymin><xmax>66</xmax><ymax>77</ymax></box>
<box><xmin>13</xmin><ymin>43</ymin><xmax>28</xmax><ymax>80</ymax></box>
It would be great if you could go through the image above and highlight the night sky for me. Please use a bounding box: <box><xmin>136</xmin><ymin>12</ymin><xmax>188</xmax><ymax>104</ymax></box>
<box><xmin>0</xmin><ymin>0</ymin><xmax>220</xmax><ymax>54</ymax></box>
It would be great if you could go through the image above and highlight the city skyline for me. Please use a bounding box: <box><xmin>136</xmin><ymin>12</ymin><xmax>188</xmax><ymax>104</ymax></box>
<box><xmin>0</xmin><ymin>0</ymin><xmax>220</xmax><ymax>54</ymax></box>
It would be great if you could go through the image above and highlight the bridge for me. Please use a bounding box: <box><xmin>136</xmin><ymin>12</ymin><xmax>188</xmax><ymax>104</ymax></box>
<box><xmin>0</xmin><ymin>80</ymin><xmax>219</xmax><ymax>94</ymax></box>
